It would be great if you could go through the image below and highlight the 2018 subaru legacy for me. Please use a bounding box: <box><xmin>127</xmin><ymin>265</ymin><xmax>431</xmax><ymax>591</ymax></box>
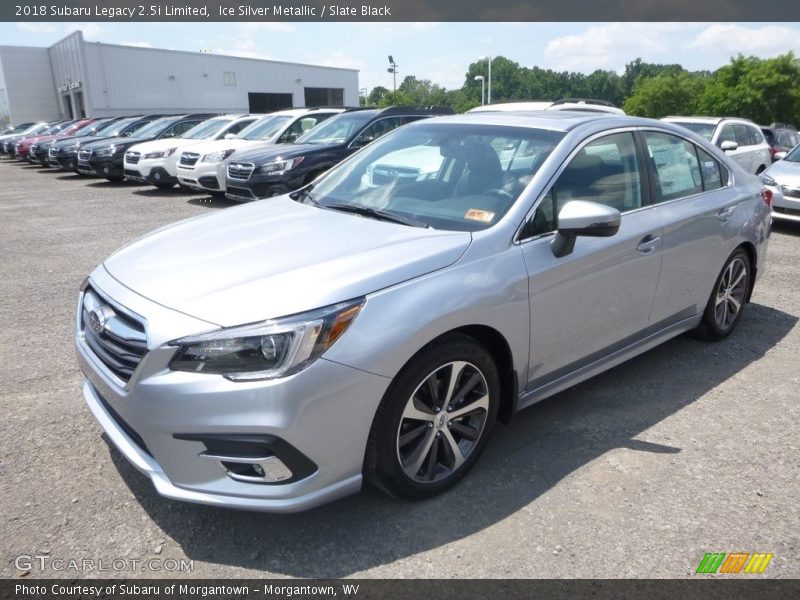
<box><xmin>76</xmin><ymin>112</ymin><xmax>771</xmax><ymax>512</ymax></box>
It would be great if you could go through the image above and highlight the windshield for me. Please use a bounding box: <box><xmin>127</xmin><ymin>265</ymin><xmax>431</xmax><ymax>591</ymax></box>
<box><xmin>238</xmin><ymin>115</ymin><xmax>291</xmax><ymax>141</ymax></box>
<box><xmin>670</xmin><ymin>121</ymin><xmax>716</xmax><ymax>141</ymax></box>
<box><xmin>307</xmin><ymin>122</ymin><xmax>564</xmax><ymax>232</ymax></box>
<box><xmin>295</xmin><ymin>112</ymin><xmax>375</xmax><ymax>145</ymax></box>
<box><xmin>784</xmin><ymin>145</ymin><xmax>800</xmax><ymax>162</ymax></box>
<box><xmin>181</xmin><ymin>117</ymin><xmax>230</xmax><ymax>140</ymax></box>
<box><xmin>72</xmin><ymin>120</ymin><xmax>108</xmax><ymax>137</ymax></box>
<box><xmin>96</xmin><ymin>118</ymin><xmax>141</xmax><ymax>137</ymax></box>
<box><xmin>129</xmin><ymin>117</ymin><xmax>179</xmax><ymax>139</ymax></box>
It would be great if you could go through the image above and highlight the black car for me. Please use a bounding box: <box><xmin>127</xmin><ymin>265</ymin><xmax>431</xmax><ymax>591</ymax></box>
<box><xmin>224</xmin><ymin>106</ymin><xmax>454</xmax><ymax>201</ymax></box>
<box><xmin>48</xmin><ymin>116</ymin><xmax>144</xmax><ymax>172</ymax></box>
<box><xmin>79</xmin><ymin>114</ymin><xmax>216</xmax><ymax>181</ymax></box>
<box><xmin>761</xmin><ymin>123</ymin><xmax>800</xmax><ymax>161</ymax></box>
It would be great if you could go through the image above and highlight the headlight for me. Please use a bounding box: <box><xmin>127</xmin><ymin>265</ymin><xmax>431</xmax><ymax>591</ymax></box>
<box><xmin>759</xmin><ymin>173</ymin><xmax>777</xmax><ymax>187</ymax></box>
<box><xmin>256</xmin><ymin>156</ymin><xmax>305</xmax><ymax>175</ymax></box>
<box><xmin>202</xmin><ymin>149</ymin><xmax>235</xmax><ymax>163</ymax></box>
<box><xmin>145</xmin><ymin>148</ymin><xmax>178</xmax><ymax>159</ymax></box>
<box><xmin>167</xmin><ymin>298</ymin><xmax>365</xmax><ymax>381</ymax></box>
<box><xmin>95</xmin><ymin>145</ymin><xmax>117</xmax><ymax>157</ymax></box>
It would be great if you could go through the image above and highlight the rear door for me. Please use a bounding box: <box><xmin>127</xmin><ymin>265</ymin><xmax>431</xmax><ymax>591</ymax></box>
<box><xmin>642</xmin><ymin>130</ymin><xmax>739</xmax><ymax>325</ymax></box>
<box><xmin>520</xmin><ymin>131</ymin><xmax>663</xmax><ymax>389</ymax></box>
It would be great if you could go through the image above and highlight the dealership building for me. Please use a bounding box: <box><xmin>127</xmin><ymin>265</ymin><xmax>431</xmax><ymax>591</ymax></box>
<box><xmin>0</xmin><ymin>31</ymin><xmax>359</xmax><ymax>125</ymax></box>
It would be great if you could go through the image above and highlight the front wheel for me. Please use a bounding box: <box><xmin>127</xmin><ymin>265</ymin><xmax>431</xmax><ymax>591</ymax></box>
<box><xmin>696</xmin><ymin>249</ymin><xmax>751</xmax><ymax>341</ymax></box>
<box><xmin>365</xmin><ymin>334</ymin><xmax>499</xmax><ymax>500</ymax></box>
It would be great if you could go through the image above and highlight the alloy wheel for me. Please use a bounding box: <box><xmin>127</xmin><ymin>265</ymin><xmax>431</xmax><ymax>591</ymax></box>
<box><xmin>714</xmin><ymin>257</ymin><xmax>748</xmax><ymax>330</ymax></box>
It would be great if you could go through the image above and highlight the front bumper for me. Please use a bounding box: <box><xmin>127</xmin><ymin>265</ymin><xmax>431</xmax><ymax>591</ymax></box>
<box><xmin>177</xmin><ymin>162</ymin><xmax>225</xmax><ymax>193</ymax></box>
<box><xmin>89</xmin><ymin>156</ymin><xmax>124</xmax><ymax>179</ymax></box>
<box><xmin>76</xmin><ymin>272</ymin><xmax>390</xmax><ymax>512</ymax></box>
<box><xmin>224</xmin><ymin>173</ymin><xmax>301</xmax><ymax>201</ymax></box>
<box><xmin>772</xmin><ymin>184</ymin><xmax>800</xmax><ymax>222</ymax></box>
<box><xmin>124</xmin><ymin>163</ymin><xmax>178</xmax><ymax>186</ymax></box>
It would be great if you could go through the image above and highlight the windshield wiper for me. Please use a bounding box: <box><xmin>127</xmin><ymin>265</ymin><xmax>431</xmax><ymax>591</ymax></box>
<box><xmin>324</xmin><ymin>203</ymin><xmax>429</xmax><ymax>228</ymax></box>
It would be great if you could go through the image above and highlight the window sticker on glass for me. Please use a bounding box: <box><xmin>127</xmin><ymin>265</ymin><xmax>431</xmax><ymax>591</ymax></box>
<box><xmin>465</xmin><ymin>209</ymin><xmax>495</xmax><ymax>223</ymax></box>
<box><xmin>650</xmin><ymin>144</ymin><xmax>699</xmax><ymax>196</ymax></box>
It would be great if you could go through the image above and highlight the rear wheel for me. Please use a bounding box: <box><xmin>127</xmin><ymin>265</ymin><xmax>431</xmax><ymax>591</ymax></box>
<box><xmin>365</xmin><ymin>334</ymin><xmax>499</xmax><ymax>500</ymax></box>
<box><xmin>695</xmin><ymin>249</ymin><xmax>751</xmax><ymax>341</ymax></box>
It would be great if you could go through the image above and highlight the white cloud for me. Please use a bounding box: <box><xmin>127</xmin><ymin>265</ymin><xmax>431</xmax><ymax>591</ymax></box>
<box><xmin>16</xmin><ymin>23</ymin><xmax>56</xmax><ymax>34</ymax></box>
<box><xmin>544</xmin><ymin>23</ymin><xmax>693</xmax><ymax>72</ymax></box>
<box><xmin>688</xmin><ymin>24</ymin><xmax>800</xmax><ymax>57</ymax></box>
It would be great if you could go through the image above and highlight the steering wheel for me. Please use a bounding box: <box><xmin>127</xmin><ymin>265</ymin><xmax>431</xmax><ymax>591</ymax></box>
<box><xmin>484</xmin><ymin>188</ymin><xmax>514</xmax><ymax>203</ymax></box>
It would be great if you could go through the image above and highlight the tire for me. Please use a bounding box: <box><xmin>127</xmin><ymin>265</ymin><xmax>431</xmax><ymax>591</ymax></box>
<box><xmin>755</xmin><ymin>165</ymin><xmax>766</xmax><ymax>175</ymax></box>
<box><xmin>264</xmin><ymin>184</ymin><xmax>289</xmax><ymax>198</ymax></box>
<box><xmin>365</xmin><ymin>334</ymin><xmax>500</xmax><ymax>500</ymax></box>
<box><xmin>154</xmin><ymin>182</ymin><xmax>175</xmax><ymax>190</ymax></box>
<box><xmin>106</xmin><ymin>175</ymin><xmax>124</xmax><ymax>183</ymax></box>
<box><xmin>695</xmin><ymin>248</ymin><xmax>751</xmax><ymax>341</ymax></box>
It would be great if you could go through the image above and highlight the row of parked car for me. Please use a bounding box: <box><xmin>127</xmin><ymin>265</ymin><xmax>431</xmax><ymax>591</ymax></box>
<box><xmin>1</xmin><ymin>103</ymin><xmax>798</xmax><ymax>222</ymax></box>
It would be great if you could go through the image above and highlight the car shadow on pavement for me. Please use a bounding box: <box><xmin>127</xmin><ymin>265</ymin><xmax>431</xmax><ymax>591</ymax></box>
<box><xmin>772</xmin><ymin>221</ymin><xmax>800</xmax><ymax>237</ymax></box>
<box><xmin>107</xmin><ymin>302</ymin><xmax>797</xmax><ymax>577</ymax></box>
<box><xmin>85</xmin><ymin>180</ymin><xmax>141</xmax><ymax>188</ymax></box>
<box><xmin>186</xmin><ymin>196</ymin><xmax>241</xmax><ymax>209</ymax></box>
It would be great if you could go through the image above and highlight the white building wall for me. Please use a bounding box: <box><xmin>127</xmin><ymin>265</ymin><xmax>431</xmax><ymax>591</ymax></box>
<box><xmin>0</xmin><ymin>45</ymin><xmax>60</xmax><ymax>123</ymax></box>
<box><xmin>79</xmin><ymin>42</ymin><xmax>359</xmax><ymax>116</ymax></box>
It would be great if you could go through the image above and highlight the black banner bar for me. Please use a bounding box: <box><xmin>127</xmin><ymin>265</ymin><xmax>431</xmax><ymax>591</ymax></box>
<box><xmin>3</xmin><ymin>579</ymin><xmax>800</xmax><ymax>600</ymax></box>
<box><xmin>5</xmin><ymin>0</ymin><xmax>800</xmax><ymax>22</ymax></box>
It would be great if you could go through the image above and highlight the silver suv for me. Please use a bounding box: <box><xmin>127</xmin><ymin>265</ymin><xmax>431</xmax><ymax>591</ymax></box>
<box><xmin>76</xmin><ymin>113</ymin><xmax>771</xmax><ymax>512</ymax></box>
<box><xmin>662</xmin><ymin>116</ymin><xmax>771</xmax><ymax>175</ymax></box>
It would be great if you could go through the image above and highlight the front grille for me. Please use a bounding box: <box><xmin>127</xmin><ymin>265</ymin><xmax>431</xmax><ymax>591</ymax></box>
<box><xmin>227</xmin><ymin>162</ymin><xmax>254</xmax><ymax>181</ymax></box>
<box><xmin>49</xmin><ymin>147</ymin><xmax>60</xmax><ymax>158</ymax></box>
<box><xmin>81</xmin><ymin>288</ymin><xmax>147</xmax><ymax>383</ymax></box>
<box><xmin>226</xmin><ymin>186</ymin><xmax>256</xmax><ymax>200</ymax></box>
<box><xmin>179</xmin><ymin>152</ymin><xmax>200</xmax><ymax>167</ymax></box>
<box><xmin>78</xmin><ymin>148</ymin><xmax>93</xmax><ymax>161</ymax></box>
<box><xmin>125</xmin><ymin>151</ymin><xmax>140</xmax><ymax>165</ymax></box>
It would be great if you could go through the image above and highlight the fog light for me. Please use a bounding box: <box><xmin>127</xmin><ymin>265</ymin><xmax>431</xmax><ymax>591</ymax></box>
<box><xmin>201</xmin><ymin>452</ymin><xmax>293</xmax><ymax>483</ymax></box>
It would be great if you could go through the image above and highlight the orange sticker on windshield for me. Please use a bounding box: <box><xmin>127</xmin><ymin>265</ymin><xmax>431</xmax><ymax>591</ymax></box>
<box><xmin>465</xmin><ymin>209</ymin><xmax>495</xmax><ymax>223</ymax></box>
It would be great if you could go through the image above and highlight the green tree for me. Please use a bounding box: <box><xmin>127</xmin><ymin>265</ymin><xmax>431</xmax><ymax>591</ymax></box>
<box><xmin>368</xmin><ymin>86</ymin><xmax>390</xmax><ymax>106</ymax></box>
<box><xmin>623</xmin><ymin>71</ymin><xmax>707</xmax><ymax>118</ymax></box>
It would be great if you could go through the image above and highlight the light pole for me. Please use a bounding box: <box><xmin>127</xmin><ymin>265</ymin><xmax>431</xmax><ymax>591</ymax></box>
<box><xmin>474</xmin><ymin>75</ymin><xmax>485</xmax><ymax>105</ymax></box>
<box><xmin>387</xmin><ymin>55</ymin><xmax>399</xmax><ymax>97</ymax></box>
<box><xmin>479</xmin><ymin>54</ymin><xmax>492</xmax><ymax>104</ymax></box>
<box><xmin>359</xmin><ymin>87</ymin><xmax>368</xmax><ymax>106</ymax></box>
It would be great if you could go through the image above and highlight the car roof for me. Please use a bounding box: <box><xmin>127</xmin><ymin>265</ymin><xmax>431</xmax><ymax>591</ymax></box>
<box><xmin>663</xmin><ymin>116</ymin><xmax>758</xmax><ymax>126</ymax></box>
<box><xmin>431</xmin><ymin>110</ymin><xmax>637</xmax><ymax>132</ymax></box>
<box><xmin>267</xmin><ymin>107</ymin><xmax>346</xmax><ymax>117</ymax></box>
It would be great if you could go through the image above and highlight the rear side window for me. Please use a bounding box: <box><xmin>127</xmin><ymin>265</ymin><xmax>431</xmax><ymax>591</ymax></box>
<box><xmin>643</xmin><ymin>131</ymin><xmax>703</xmax><ymax>203</ymax></box>
<box><xmin>167</xmin><ymin>120</ymin><xmax>201</xmax><ymax>137</ymax></box>
<box><xmin>717</xmin><ymin>125</ymin><xmax>735</xmax><ymax>146</ymax></box>
<box><xmin>748</xmin><ymin>127</ymin><xmax>764</xmax><ymax>145</ymax></box>
<box><xmin>225</xmin><ymin>119</ymin><xmax>256</xmax><ymax>135</ymax></box>
<box><xmin>695</xmin><ymin>147</ymin><xmax>725</xmax><ymax>191</ymax></box>
<box><xmin>733</xmin><ymin>124</ymin><xmax>752</xmax><ymax>147</ymax></box>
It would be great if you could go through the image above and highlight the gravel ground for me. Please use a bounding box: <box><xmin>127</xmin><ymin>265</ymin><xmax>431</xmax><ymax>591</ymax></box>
<box><xmin>0</xmin><ymin>159</ymin><xmax>798</xmax><ymax>579</ymax></box>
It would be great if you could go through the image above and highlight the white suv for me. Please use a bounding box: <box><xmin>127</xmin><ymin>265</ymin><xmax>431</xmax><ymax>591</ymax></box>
<box><xmin>662</xmin><ymin>116</ymin><xmax>771</xmax><ymax>175</ymax></box>
<box><xmin>123</xmin><ymin>114</ymin><xmax>260</xmax><ymax>189</ymax></box>
<box><xmin>176</xmin><ymin>108</ymin><xmax>343</xmax><ymax>195</ymax></box>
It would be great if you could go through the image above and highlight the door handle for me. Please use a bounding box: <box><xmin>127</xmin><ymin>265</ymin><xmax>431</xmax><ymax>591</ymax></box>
<box><xmin>636</xmin><ymin>234</ymin><xmax>661</xmax><ymax>255</ymax></box>
<box><xmin>717</xmin><ymin>206</ymin><xmax>736</xmax><ymax>221</ymax></box>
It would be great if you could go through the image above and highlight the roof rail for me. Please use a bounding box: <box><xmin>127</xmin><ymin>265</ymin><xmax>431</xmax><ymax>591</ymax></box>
<box><xmin>552</xmin><ymin>98</ymin><xmax>616</xmax><ymax>108</ymax></box>
<box><xmin>378</xmin><ymin>105</ymin><xmax>456</xmax><ymax>116</ymax></box>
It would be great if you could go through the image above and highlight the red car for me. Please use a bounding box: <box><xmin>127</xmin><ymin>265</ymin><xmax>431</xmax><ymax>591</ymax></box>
<box><xmin>15</xmin><ymin>121</ymin><xmax>85</xmax><ymax>162</ymax></box>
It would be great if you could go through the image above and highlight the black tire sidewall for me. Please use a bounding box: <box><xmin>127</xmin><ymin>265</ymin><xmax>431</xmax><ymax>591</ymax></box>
<box><xmin>366</xmin><ymin>334</ymin><xmax>500</xmax><ymax>500</ymax></box>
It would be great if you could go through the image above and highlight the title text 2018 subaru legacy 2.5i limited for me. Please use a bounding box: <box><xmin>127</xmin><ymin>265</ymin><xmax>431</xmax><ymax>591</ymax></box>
<box><xmin>76</xmin><ymin>112</ymin><xmax>771</xmax><ymax>512</ymax></box>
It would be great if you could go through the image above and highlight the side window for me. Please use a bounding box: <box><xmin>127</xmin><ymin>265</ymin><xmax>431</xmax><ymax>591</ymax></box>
<box><xmin>279</xmin><ymin>115</ymin><xmax>329</xmax><ymax>143</ymax></box>
<box><xmin>353</xmin><ymin>117</ymin><xmax>407</xmax><ymax>147</ymax></box>
<box><xmin>225</xmin><ymin>119</ymin><xmax>255</xmax><ymax>135</ymax></box>
<box><xmin>695</xmin><ymin>147</ymin><xmax>724</xmax><ymax>191</ymax></box>
<box><xmin>733</xmin><ymin>124</ymin><xmax>751</xmax><ymax>147</ymax></box>
<box><xmin>717</xmin><ymin>125</ymin><xmax>735</xmax><ymax>146</ymax></box>
<box><xmin>525</xmin><ymin>132</ymin><xmax>641</xmax><ymax>236</ymax></box>
<box><xmin>165</xmin><ymin>120</ymin><xmax>199</xmax><ymax>138</ymax></box>
<box><xmin>643</xmin><ymin>131</ymin><xmax>703</xmax><ymax>203</ymax></box>
<box><xmin>749</xmin><ymin>127</ymin><xmax>764</xmax><ymax>145</ymax></box>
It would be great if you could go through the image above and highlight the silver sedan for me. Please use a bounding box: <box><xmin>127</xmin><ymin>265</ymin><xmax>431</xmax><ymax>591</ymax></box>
<box><xmin>761</xmin><ymin>144</ymin><xmax>800</xmax><ymax>223</ymax></box>
<box><xmin>76</xmin><ymin>112</ymin><xmax>772</xmax><ymax>512</ymax></box>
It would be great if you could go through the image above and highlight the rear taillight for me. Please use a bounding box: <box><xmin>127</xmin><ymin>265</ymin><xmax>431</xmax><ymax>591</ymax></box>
<box><xmin>761</xmin><ymin>188</ymin><xmax>773</xmax><ymax>208</ymax></box>
<box><xmin>769</xmin><ymin>146</ymin><xmax>778</xmax><ymax>159</ymax></box>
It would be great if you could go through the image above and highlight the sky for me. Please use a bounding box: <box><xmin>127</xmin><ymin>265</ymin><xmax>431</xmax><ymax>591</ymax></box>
<box><xmin>3</xmin><ymin>22</ymin><xmax>800</xmax><ymax>94</ymax></box>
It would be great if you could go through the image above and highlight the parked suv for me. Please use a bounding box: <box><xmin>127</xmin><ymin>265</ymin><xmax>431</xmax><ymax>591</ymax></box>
<box><xmin>225</xmin><ymin>106</ymin><xmax>454</xmax><ymax>201</ymax></box>
<box><xmin>25</xmin><ymin>119</ymin><xmax>94</xmax><ymax>165</ymax></box>
<box><xmin>662</xmin><ymin>116</ymin><xmax>770</xmax><ymax>174</ymax></box>
<box><xmin>760</xmin><ymin>123</ymin><xmax>799</xmax><ymax>162</ymax></box>
<box><xmin>79</xmin><ymin>114</ymin><xmax>214</xmax><ymax>181</ymax></box>
<box><xmin>176</xmin><ymin>108</ymin><xmax>343</xmax><ymax>195</ymax></box>
<box><xmin>124</xmin><ymin>114</ymin><xmax>260</xmax><ymax>189</ymax></box>
<box><xmin>48</xmin><ymin>117</ymin><xmax>144</xmax><ymax>172</ymax></box>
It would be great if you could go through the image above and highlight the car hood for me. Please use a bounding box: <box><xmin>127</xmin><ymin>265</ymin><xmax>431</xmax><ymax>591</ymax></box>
<box><xmin>180</xmin><ymin>138</ymin><xmax>270</xmax><ymax>157</ymax></box>
<box><xmin>103</xmin><ymin>198</ymin><xmax>471</xmax><ymax>327</ymax></box>
<box><xmin>765</xmin><ymin>159</ymin><xmax>800</xmax><ymax>186</ymax></box>
<box><xmin>233</xmin><ymin>143</ymin><xmax>337</xmax><ymax>164</ymax></box>
<box><xmin>83</xmin><ymin>136</ymin><xmax>152</xmax><ymax>150</ymax></box>
<box><xmin>128</xmin><ymin>138</ymin><xmax>191</xmax><ymax>154</ymax></box>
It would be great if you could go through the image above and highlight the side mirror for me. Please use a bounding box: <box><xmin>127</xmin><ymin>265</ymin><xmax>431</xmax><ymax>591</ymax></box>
<box><xmin>224</xmin><ymin>133</ymin><xmax>236</xmax><ymax>140</ymax></box>
<box><xmin>351</xmin><ymin>135</ymin><xmax>375</xmax><ymax>148</ymax></box>
<box><xmin>720</xmin><ymin>140</ymin><xmax>738</xmax><ymax>152</ymax></box>
<box><xmin>551</xmin><ymin>200</ymin><xmax>621</xmax><ymax>258</ymax></box>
